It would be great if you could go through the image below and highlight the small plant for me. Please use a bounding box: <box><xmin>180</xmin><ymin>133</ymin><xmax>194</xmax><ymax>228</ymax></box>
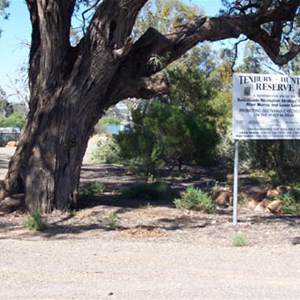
<box><xmin>232</xmin><ymin>234</ymin><xmax>248</xmax><ymax>247</ymax></box>
<box><xmin>281</xmin><ymin>189</ymin><xmax>300</xmax><ymax>215</ymax></box>
<box><xmin>147</xmin><ymin>173</ymin><xmax>155</xmax><ymax>182</ymax></box>
<box><xmin>267</xmin><ymin>169</ymin><xmax>282</xmax><ymax>186</ymax></box>
<box><xmin>238</xmin><ymin>193</ymin><xmax>250</xmax><ymax>208</ymax></box>
<box><xmin>24</xmin><ymin>210</ymin><xmax>44</xmax><ymax>231</ymax></box>
<box><xmin>70</xmin><ymin>209</ymin><xmax>79</xmax><ymax>216</ymax></box>
<box><xmin>174</xmin><ymin>186</ymin><xmax>216</xmax><ymax>213</ymax></box>
<box><xmin>108</xmin><ymin>211</ymin><xmax>119</xmax><ymax>230</ymax></box>
<box><xmin>79</xmin><ymin>181</ymin><xmax>105</xmax><ymax>196</ymax></box>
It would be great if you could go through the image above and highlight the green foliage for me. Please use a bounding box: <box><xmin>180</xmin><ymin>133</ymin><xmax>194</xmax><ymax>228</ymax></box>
<box><xmin>0</xmin><ymin>0</ymin><xmax>9</xmax><ymax>13</ymax></box>
<box><xmin>134</xmin><ymin>0</ymin><xmax>202</xmax><ymax>37</ymax></box>
<box><xmin>79</xmin><ymin>181</ymin><xmax>105</xmax><ymax>196</ymax></box>
<box><xmin>112</xmin><ymin>66</ymin><xmax>225</xmax><ymax>176</ymax></box>
<box><xmin>168</xmin><ymin>67</ymin><xmax>215</xmax><ymax>111</ymax></box>
<box><xmin>238</xmin><ymin>140</ymin><xmax>300</xmax><ymax>182</ymax></box>
<box><xmin>92</xmin><ymin>139</ymin><xmax>121</xmax><ymax>164</ymax></box>
<box><xmin>232</xmin><ymin>234</ymin><xmax>249</xmax><ymax>247</ymax></box>
<box><xmin>121</xmin><ymin>181</ymin><xmax>174</xmax><ymax>202</ymax></box>
<box><xmin>0</xmin><ymin>0</ymin><xmax>9</xmax><ymax>37</ymax></box>
<box><xmin>281</xmin><ymin>188</ymin><xmax>300</xmax><ymax>215</ymax></box>
<box><xmin>24</xmin><ymin>210</ymin><xmax>44</xmax><ymax>231</ymax></box>
<box><xmin>236</xmin><ymin>41</ymin><xmax>267</xmax><ymax>74</ymax></box>
<box><xmin>108</xmin><ymin>211</ymin><xmax>119</xmax><ymax>230</ymax></box>
<box><xmin>115</xmin><ymin>100</ymin><xmax>219</xmax><ymax>175</ymax></box>
<box><xmin>101</xmin><ymin>116</ymin><xmax>121</xmax><ymax>126</ymax></box>
<box><xmin>0</xmin><ymin>112</ymin><xmax>26</xmax><ymax>128</ymax></box>
<box><xmin>174</xmin><ymin>186</ymin><xmax>216</xmax><ymax>213</ymax></box>
<box><xmin>149</xmin><ymin>53</ymin><xmax>171</xmax><ymax>71</ymax></box>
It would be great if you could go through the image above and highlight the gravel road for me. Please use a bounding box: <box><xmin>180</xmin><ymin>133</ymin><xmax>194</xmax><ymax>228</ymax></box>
<box><xmin>0</xmin><ymin>146</ymin><xmax>300</xmax><ymax>299</ymax></box>
<box><xmin>0</xmin><ymin>235</ymin><xmax>300</xmax><ymax>299</ymax></box>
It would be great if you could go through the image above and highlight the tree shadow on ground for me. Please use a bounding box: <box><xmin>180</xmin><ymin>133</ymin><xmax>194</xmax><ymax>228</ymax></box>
<box><xmin>77</xmin><ymin>193</ymin><xmax>175</xmax><ymax>210</ymax></box>
<box><xmin>1</xmin><ymin>163</ymin><xmax>299</xmax><ymax>241</ymax></box>
<box><xmin>238</xmin><ymin>214</ymin><xmax>300</xmax><ymax>226</ymax></box>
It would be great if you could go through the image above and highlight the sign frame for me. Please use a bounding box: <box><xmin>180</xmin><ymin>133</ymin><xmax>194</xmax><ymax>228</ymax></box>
<box><xmin>233</xmin><ymin>73</ymin><xmax>300</xmax><ymax>140</ymax></box>
<box><xmin>232</xmin><ymin>73</ymin><xmax>300</xmax><ymax>225</ymax></box>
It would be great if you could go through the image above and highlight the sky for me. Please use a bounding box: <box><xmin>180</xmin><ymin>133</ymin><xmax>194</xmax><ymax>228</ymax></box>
<box><xmin>0</xmin><ymin>0</ymin><xmax>224</xmax><ymax>101</ymax></box>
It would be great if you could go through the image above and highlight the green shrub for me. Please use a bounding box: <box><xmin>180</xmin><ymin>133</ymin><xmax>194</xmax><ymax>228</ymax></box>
<box><xmin>92</xmin><ymin>139</ymin><xmax>121</xmax><ymax>164</ymax></box>
<box><xmin>0</xmin><ymin>112</ymin><xmax>26</xmax><ymax>128</ymax></box>
<box><xmin>174</xmin><ymin>186</ymin><xmax>216</xmax><ymax>213</ymax></box>
<box><xmin>101</xmin><ymin>116</ymin><xmax>121</xmax><ymax>125</ymax></box>
<box><xmin>79</xmin><ymin>181</ymin><xmax>105</xmax><ymax>196</ymax></box>
<box><xmin>238</xmin><ymin>140</ymin><xmax>300</xmax><ymax>182</ymax></box>
<box><xmin>108</xmin><ymin>211</ymin><xmax>119</xmax><ymax>230</ymax></box>
<box><xmin>24</xmin><ymin>210</ymin><xmax>44</xmax><ymax>231</ymax></box>
<box><xmin>121</xmin><ymin>181</ymin><xmax>174</xmax><ymax>202</ymax></box>
<box><xmin>232</xmin><ymin>234</ymin><xmax>248</xmax><ymax>247</ymax></box>
<box><xmin>114</xmin><ymin>101</ymin><xmax>219</xmax><ymax>176</ymax></box>
<box><xmin>281</xmin><ymin>189</ymin><xmax>300</xmax><ymax>215</ymax></box>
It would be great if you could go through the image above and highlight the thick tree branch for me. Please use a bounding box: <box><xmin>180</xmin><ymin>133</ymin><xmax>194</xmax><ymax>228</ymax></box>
<box><xmin>164</xmin><ymin>1</ymin><xmax>300</xmax><ymax>66</ymax></box>
<box><xmin>106</xmin><ymin>1</ymin><xmax>299</xmax><ymax>102</ymax></box>
<box><xmin>107</xmin><ymin>72</ymin><xmax>169</xmax><ymax>106</ymax></box>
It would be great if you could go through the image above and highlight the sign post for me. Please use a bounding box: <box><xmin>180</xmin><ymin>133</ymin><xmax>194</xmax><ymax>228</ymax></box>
<box><xmin>232</xmin><ymin>73</ymin><xmax>300</xmax><ymax>225</ymax></box>
<box><xmin>233</xmin><ymin>140</ymin><xmax>239</xmax><ymax>226</ymax></box>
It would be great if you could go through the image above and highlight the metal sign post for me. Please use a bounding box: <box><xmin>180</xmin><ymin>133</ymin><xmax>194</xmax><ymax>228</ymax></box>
<box><xmin>233</xmin><ymin>140</ymin><xmax>239</xmax><ymax>225</ymax></box>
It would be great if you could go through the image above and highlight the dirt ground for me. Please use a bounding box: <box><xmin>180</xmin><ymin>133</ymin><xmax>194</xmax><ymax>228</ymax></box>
<box><xmin>0</xmin><ymin>146</ymin><xmax>300</xmax><ymax>299</ymax></box>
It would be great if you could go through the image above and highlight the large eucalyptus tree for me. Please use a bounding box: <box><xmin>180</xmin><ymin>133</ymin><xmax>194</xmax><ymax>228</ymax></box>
<box><xmin>1</xmin><ymin>0</ymin><xmax>299</xmax><ymax>212</ymax></box>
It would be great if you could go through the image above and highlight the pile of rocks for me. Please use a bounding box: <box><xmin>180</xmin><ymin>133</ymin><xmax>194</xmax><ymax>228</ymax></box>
<box><xmin>213</xmin><ymin>185</ymin><xmax>291</xmax><ymax>214</ymax></box>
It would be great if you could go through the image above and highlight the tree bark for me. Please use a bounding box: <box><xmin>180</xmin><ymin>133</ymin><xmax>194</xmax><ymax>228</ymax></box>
<box><xmin>1</xmin><ymin>0</ymin><xmax>299</xmax><ymax>212</ymax></box>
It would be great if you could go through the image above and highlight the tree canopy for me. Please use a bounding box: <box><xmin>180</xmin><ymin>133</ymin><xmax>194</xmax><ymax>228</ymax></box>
<box><xmin>0</xmin><ymin>0</ymin><xmax>9</xmax><ymax>36</ymax></box>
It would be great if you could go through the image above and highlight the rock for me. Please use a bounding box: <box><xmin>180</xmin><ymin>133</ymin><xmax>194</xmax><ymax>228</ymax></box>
<box><xmin>266</xmin><ymin>188</ymin><xmax>279</xmax><ymax>198</ymax></box>
<box><xmin>266</xmin><ymin>200</ymin><xmax>283</xmax><ymax>214</ymax></box>
<box><xmin>248</xmin><ymin>199</ymin><xmax>259</xmax><ymax>209</ymax></box>
<box><xmin>254</xmin><ymin>188</ymin><xmax>268</xmax><ymax>201</ymax></box>
<box><xmin>214</xmin><ymin>190</ymin><xmax>232</xmax><ymax>208</ymax></box>
<box><xmin>6</xmin><ymin>141</ymin><xmax>17</xmax><ymax>147</ymax></box>
<box><xmin>0</xmin><ymin>194</ymin><xmax>24</xmax><ymax>213</ymax></box>
<box><xmin>276</xmin><ymin>185</ymin><xmax>291</xmax><ymax>194</ymax></box>
<box><xmin>292</xmin><ymin>237</ymin><xmax>300</xmax><ymax>245</ymax></box>
<box><xmin>254</xmin><ymin>199</ymin><xmax>270</xmax><ymax>213</ymax></box>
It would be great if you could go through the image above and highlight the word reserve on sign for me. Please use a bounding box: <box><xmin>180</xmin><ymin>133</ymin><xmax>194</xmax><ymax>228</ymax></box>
<box><xmin>232</xmin><ymin>73</ymin><xmax>300</xmax><ymax>140</ymax></box>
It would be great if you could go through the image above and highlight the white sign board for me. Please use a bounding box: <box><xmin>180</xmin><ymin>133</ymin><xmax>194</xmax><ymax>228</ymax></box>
<box><xmin>232</xmin><ymin>73</ymin><xmax>300</xmax><ymax>139</ymax></box>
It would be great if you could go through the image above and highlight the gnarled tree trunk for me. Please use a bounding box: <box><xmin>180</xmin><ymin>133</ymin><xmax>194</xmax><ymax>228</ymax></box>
<box><xmin>1</xmin><ymin>0</ymin><xmax>299</xmax><ymax>212</ymax></box>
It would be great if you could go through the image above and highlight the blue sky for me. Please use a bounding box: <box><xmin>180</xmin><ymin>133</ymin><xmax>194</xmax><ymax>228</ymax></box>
<box><xmin>0</xmin><ymin>0</ymin><xmax>223</xmax><ymax>100</ymax></box>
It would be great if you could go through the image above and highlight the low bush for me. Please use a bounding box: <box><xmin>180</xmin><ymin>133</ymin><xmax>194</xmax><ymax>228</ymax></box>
<box><xmin>232</xmin><ymin>234</ymin><xmax>249</xmax><ymax>247</ymax></box>
<box><xmin>92</xmin><ymin>139</ymin><xmax>121</xmax><ymax>164</ymax></box>
<box><xmin>108</xmin><ymin>211</ymin><xmax>119</xmax><ymax>230</ymax></box>
<box><xmin>101</xmin><ymin>116</ymin><xmax>121</xmax><ymax>125</ymax></box>
<box><xmin>24</xmin><ymin>210</ymin><xmax>44</xmax><ymax>231</ymax></box>
<box><xmin>174</xmin><ymin>186</ymin><xmax>216</xmax><ymax>213</ymax></box>
<box><xmin>79</xmin><ymin>181</ymin><xmax>105</xmax><ymax>196</ymax></box>
<box><xmin>281</xmin><ymin>188</ymin><xmax>300</xmax><ymax>215</ymax></box>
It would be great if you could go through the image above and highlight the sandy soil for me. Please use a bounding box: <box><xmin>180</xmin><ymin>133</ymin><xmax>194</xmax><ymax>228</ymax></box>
<box><xmin>0</xmin><ymin>146</ymin><xmax>300</xmax><ymax>299</ymax></box>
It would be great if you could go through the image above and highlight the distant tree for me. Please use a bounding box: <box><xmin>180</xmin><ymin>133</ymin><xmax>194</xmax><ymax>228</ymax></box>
<box><xmin>236</xmin><ymin>41</ymin><xmax>268</xmax><ymax>73</ymax></box>
<box><xmin>0</xmin><ymin>0</ymin><xmax>9</xmax><ymax>36</ymax></box>
<box><xmin>0</xmin><ymin>112</ymin><xmax>26</xmax><ymax>128</ymax></box>
<box><xmin>0</xmin><ymin>86</ymin><xmax>13</xmax><ymax>118</ymax></box>
<box><xmin>114</xmin><ymin>65</ymin><xmax>230</xmax><ymax>174</ymax></box>
<box><xmin>115</xmin><ymin>100</ymin><xmax>219</xmax><ymax>174</ymax></box>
